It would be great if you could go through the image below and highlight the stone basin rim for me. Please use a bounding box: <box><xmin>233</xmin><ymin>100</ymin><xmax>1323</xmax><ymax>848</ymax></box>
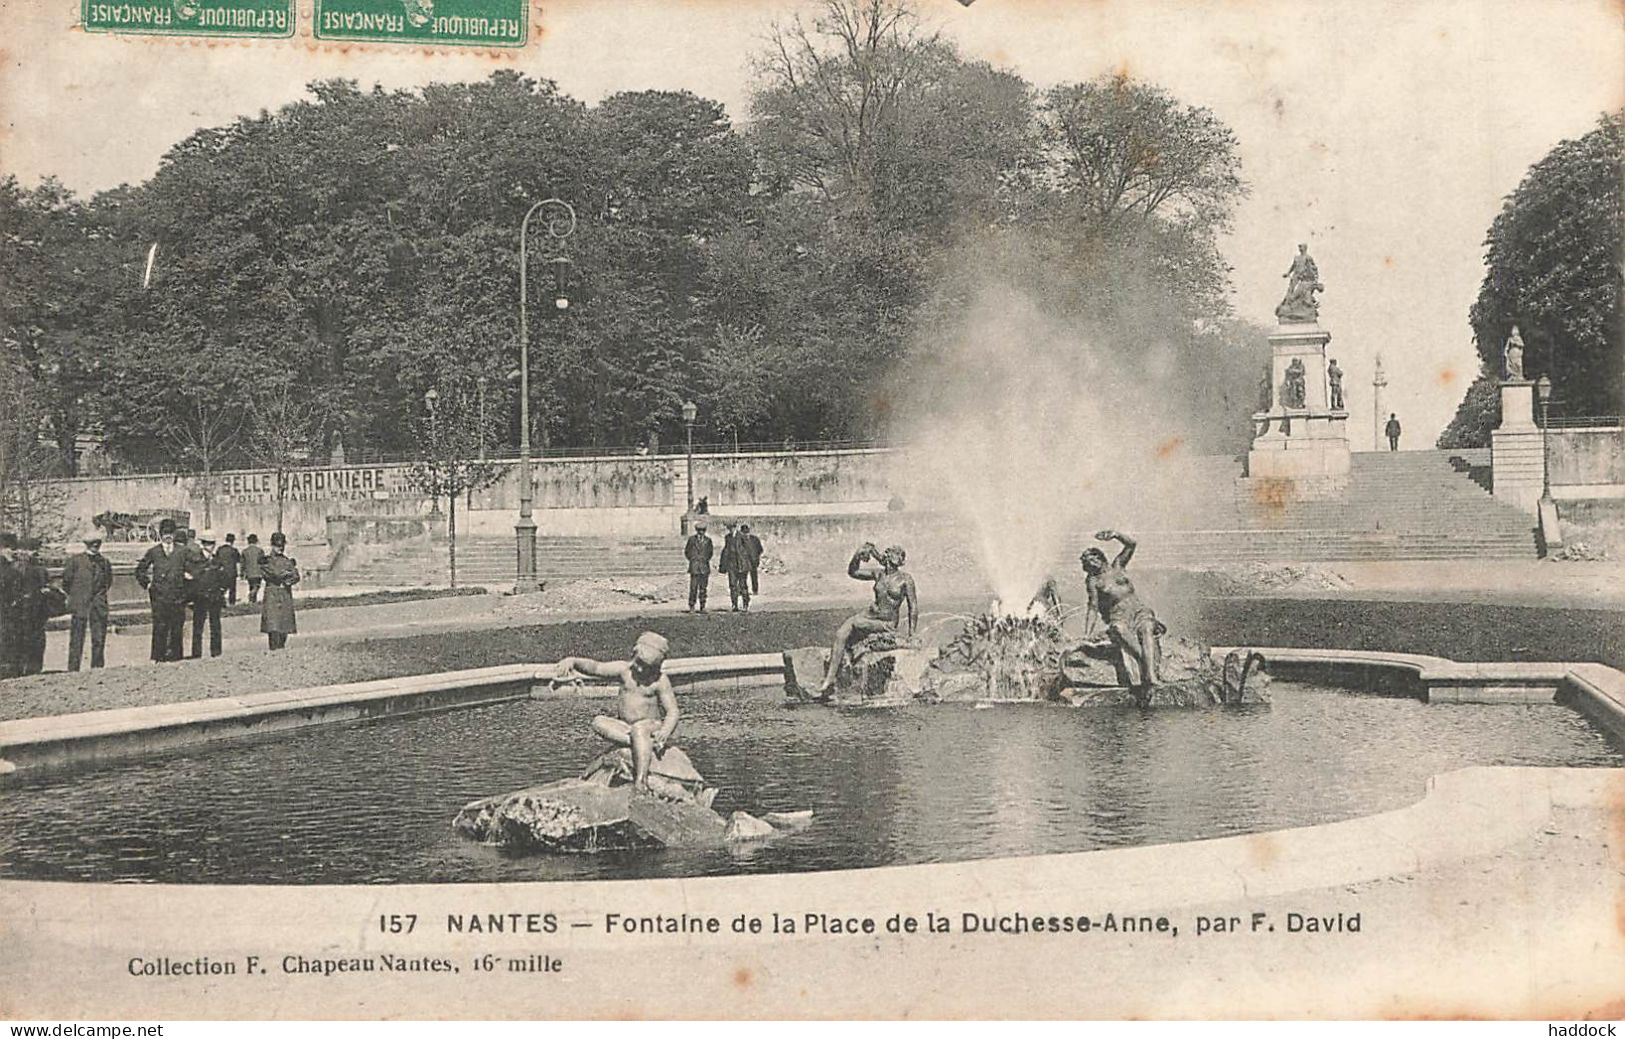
<box><xmin>1</xmin><ymin>649</ymin><xmax>1621</xmax><ymax>776</ymax></box>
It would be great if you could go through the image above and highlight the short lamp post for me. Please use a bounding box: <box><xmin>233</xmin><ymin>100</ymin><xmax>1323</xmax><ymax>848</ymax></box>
<box><xmin>1536</xmin><ymin>374</ymin><xmax>1553</xmax><ymax>500</ymax></box>
<box><xmin>682</xmin><ymin>400</ymin><xmax>698</xmax><ymax>522</ymax></box>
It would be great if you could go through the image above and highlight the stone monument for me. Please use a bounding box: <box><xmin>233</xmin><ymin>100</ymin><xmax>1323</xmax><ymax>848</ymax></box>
<box><xmin>1490</xmin><ymin>325</ymin><xmax>1543</xmax><ymax>515</ymax></box>
<box><xmin>1248</xmin><ymin>244</ymin><xmax>1351</xmax><ymax>481</ymax></box>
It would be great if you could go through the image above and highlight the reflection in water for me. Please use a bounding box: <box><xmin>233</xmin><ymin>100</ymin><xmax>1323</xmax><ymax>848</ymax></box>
<box><xmin>0</xmin><ymin>681</ymin><xmax>1618</xmax><ymax>884</ymax></box>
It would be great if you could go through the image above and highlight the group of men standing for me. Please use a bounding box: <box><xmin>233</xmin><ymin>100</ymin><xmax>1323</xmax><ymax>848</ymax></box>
<box><xmin>134</xmin><ymin>519</ymin><xmax>273</xmax><ymax>662</ymax></box>
<box><xmin>683</xmin><ymin>520</ymin><xmax>763</xmax><ymax>613</ymax></box>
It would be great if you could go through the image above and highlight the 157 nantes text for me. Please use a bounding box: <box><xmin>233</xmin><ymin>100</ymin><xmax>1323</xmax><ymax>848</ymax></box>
<box><xmin>123</xmin><ymin>908</ymin><xmax>1364</xmax><ymax>982</ymax></box>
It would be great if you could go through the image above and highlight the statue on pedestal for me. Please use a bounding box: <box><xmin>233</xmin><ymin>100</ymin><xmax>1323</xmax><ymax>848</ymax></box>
<box><xmin>1275</xmin><ymin>243</ymin><xmax>1324</xmax><ymax>324</ymax></box>
<box><xmin>1283</xmin><ymin>357</ymin><xmax>1307</xmax><ymax>408</ymax></box>
<box><xmin>1503</xmin><ymin>325</ymin><xmax>1525</xmax><ymax>381</ymax></box>
<box><xmin>1328</xmin><ymin>359</ymin><xmax>1345</xmax><ymax>410</ymax></box>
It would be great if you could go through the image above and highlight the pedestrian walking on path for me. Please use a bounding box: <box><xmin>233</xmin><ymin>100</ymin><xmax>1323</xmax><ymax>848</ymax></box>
<box><xmin>720</xmin><ymin>522</ymin><xmax>751</xmax><ymax>612</ymax></box>
<box><xmin>218</xmin><ymin>533</ymin><xmax>242</xmax><ymax>605</ymax></box>
<box><xmin>260</xmin><ymin>532</ymin><xmax>300</xmax><ymax>650</ymax></box>
<box><xmin>241</xmin><ymin>533</ymin><xmax>266</xmax><ymax>604</ymax></box>
<box><xmin>1385</xmin><ymin>413</ymin><xmax>1402</xmax><ymax>451</ymax></box>
<box><xmin>741</xmin><ymin>523</ymin><xmax>763</xmax><ymax>597</ymax></box>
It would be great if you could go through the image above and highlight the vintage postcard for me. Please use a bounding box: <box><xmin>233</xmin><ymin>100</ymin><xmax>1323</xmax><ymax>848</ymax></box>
<box><xmin>1</xmin><ymin>0</ymin><xmax>1623</xmax><ymax>1023</ymax></box>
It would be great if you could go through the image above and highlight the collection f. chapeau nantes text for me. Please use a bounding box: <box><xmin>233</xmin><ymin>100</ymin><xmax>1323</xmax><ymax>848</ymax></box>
<box><xmin>124</xmin><ymin>908</ymin><xmax>1365</xmax><ymax>978</ymax></box>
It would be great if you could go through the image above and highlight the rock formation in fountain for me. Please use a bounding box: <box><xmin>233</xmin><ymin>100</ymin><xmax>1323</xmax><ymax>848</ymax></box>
<box><xmin>453</xmin><ymin>744</ymin><xmax>812</xmax><ymax>852</ymax></box>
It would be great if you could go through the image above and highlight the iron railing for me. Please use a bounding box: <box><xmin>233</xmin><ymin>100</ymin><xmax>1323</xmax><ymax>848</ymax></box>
<box><xmin>1543</xmin><ymin>414</ymin><xmax>1622</xmax><ymax>430</ymax></box>
<box><xmin>55</xmin><ymin>438</ymin><xmax>902</xmax><ymax>477</ymax></box>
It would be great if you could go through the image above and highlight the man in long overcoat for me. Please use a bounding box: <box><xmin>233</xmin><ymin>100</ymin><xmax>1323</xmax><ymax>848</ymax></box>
<box><xmin>684</xmin><ymin>521</ymin><xmax>713</xmax><ymax>613</ymax></box>
<box><xmin>259</xmin><ymin>531</ymin><xmax>300</xmax><ymax>650</ymax></box>
<box><xmin>719</xmin><ymin>522</ymin><xmax>751</xmax><ymax>612</ymax></box>
<box><xmin>135</xmin><ymin>518</ymin><xmax>189</xmax><ymax>662</ymax></box>
<box><xmin>0</xmin><ymin>533</ymin><xmax>23</xmax><ymax>678</ymax></box>
<box><xmin>63</xmin><ymin>533</ymin><xmax>114</xmax><ymax>671</ymax></box>
<box><xmin>17</xmin><ymin>537</ymin><xmax>51</xmax><ymax>675</ymax></box>
<box><xmin>741</xmin><ymin>523</ymin><xmax>764</xmax><ymax>596</ymax></box>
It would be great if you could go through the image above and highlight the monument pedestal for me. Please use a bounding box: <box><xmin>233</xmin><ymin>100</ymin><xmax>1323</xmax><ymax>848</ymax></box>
<box><xmin>1490</xmin><ymin>380</ymin><xmax>1543</xmax><ymax>515</ymax></box>
<box><xmin>1247</xmin><ymin>322</ymin><xmax>1351</xmax><ymax>483</ymax></box>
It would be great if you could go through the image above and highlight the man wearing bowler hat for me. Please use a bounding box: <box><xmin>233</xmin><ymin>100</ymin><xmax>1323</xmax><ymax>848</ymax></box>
<box><xmin>63</xmin><ymin>532</ymin><xmax>114</xmax><ymax>670</ymax></box>
<box><xmin>683</xmin><ymin>520</ymin><xmax>713</xmax><ymax>614</ymax></box>
<box><xmin>135</xmin><ymin>518</ymin><xmax>188</xmax><ymax>662</ymax></box>
<box><xmin>217</xmin><ymin>532</ymin><xmax>242</xmax><ymax>605</ymax></box>
<box><xmin>16</xmin><ymin>537</ymin><xmax>51</xmax><ymax>675</ymax></box>
<box><xmin>187</xmin><ymin>529</ymin><xmax>229</xmax><ymax>659</ymax></box>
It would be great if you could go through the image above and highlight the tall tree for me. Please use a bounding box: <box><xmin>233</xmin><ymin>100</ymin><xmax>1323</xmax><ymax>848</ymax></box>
<box><xmin>751</xmin><ymin>0</ymin><xmax>944</xmax><ymax>214</ymax></box>
<box><xmin>405</xmin><ymin>378</ymin><xmax>508</xmax><ymax>587</ymax></box>
<box><xmin>1441</xmin><ymin>110</ymin><xmax>1623</xmax><ymax>446</ymax></box>
<box><xmin>0</xmin><ymin>343</ymin><xmax>68</xmax><ymax>537</ymax></box>
<box><xmin>1041</xmin><ymin>75</ymin><xmax>1245</xmax><ymax>230</ymax></box>
<box><xmin>165</xmin><ymin>391</ymin><xmax>244</xmax><ymax>528</ymax></box>
<box><xmin>246</xmin><ymin>380</ymin><xmax>325</xmax><ymax>534</ymax></box>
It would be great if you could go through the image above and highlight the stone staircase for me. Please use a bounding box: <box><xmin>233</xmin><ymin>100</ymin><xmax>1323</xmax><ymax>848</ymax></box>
<box><xmin>1063</xmin><ymin>449</ymin><xmax>1534</xmax><ymax>564</ymax></box>
<box><xmin>331</xmin><ymin>449</ymin><xmax>1537</xmax><ymax>587</ymax></box>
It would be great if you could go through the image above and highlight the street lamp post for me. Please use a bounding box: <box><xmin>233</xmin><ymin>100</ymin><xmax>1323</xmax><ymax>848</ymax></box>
<box><xmin>682</xmin><ymin>400</ymin><xmax>698</xmax><ymax>529</ymax></box>
<box><xmin>424</xmin><ymin>385</ymin><xmax>454</xmax><ymax>587</ymax></box>
<box><xmin>476</xmin><ymin>375</ymin><xmax>488</xmax><ymax>462</ymax></box>
<box><xmin>515</xmin><ymin>198</ymin><xmax>576</xmax><ymax>594</ymax></box>
<box><xmin>1536</xmin><ymin>374</ymin><xmax>1553</xmax><ymax>501</ymax></box>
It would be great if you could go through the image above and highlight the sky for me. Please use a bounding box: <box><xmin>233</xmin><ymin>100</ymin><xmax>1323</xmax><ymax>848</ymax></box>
<box><xmin>2</xmin><ymin>0</ymin><xmax>1621</xmax><ymax>447</ymax></box>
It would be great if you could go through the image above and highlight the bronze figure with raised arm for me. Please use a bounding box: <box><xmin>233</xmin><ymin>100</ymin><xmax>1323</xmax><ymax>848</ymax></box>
<box><xmin>554</xmin><ymin>631</ymin><xmax>680</xmax><ymax>793</ymax></box>
<box><xmin>817</xmin><ymin>542</ymin><xmax>918</xmax><ymax>696</ymax></box>
<box><xmin>1080</xmin><ymin>529</ymin><xmax>1163</xmax><ymax>691</ymax></box>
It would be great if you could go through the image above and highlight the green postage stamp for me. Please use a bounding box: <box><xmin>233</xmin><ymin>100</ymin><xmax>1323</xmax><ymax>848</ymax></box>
<box><xmin>314</xmin><ymin>0</ymin><xmax>527</xmax><ymax>46</ymax></box>
<box><xmin>81</xmin><ymin>0</ymin><xmax>294</xmax><ymax>37</ymax></box>
<box><xmin>81</xmin><ymin>0</ymin><xmax>528</xmax><ymax>46</ymax></box>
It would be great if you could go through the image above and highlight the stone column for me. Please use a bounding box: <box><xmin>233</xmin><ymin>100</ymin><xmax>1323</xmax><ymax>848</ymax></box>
<box><xmin>1490</xmin><ymin>380</ymin><xmax>1544</xmax><ymax>515</ymax></box>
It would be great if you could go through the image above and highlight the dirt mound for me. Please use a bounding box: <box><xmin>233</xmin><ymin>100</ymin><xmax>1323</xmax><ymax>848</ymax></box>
<box><xmin>1549</xmin><ymin>540</ymin><xmax>1612</xmax><ymax>562</ymax></box>
<box><xmin>499</xmin><ymin>577</ymin><xmax>693</xmax><ymax>615</ymax></box>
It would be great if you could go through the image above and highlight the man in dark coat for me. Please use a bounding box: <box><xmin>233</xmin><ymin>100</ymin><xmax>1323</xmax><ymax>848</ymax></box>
<box><xmin>217</xmin><ymin>532</ymin><xmax>242</xmax><ymax>605</ymax></box>
<box><xmin>187</xmin><ymin>529</ymin><xmax>229</xmax><ymax>659</ymax></box>
<box><xmin>1385</xmin><ymin>413</ymin><xmax>1402</xmax><ymax>451</ymax></box>
<box><xmin>240</xmin><ymin>533</ymin><xmax>266</xmax><ymax>604</ymax></box>
<box><xmin>684</xmin><ymin>520</ymin><xmax>713</xmax><ymax>613</ymax></box>
<box><xmin>0</xmin><ymin>533</ymin><xmax>24</xmax><ymax>678</ymax></box>
<box><xmin>16</xmin><ymin>537</ymin><xmax>50</xmax><ymax>675</ymax></box>
<box><xmin>719</xmin><ymin>522</ymin><xmax>751</xmax><ymax>612</ymax></box>
<box><xmin>740</xmin><ymin>523</ymin><xmax>764</xmax><ymax>596</ymax></box>
<box><xmin>63</xmin><ymin>532</ymin><xmax>114</xmax><ymax>671</ymax></box>
<box><xmin>259</xmin><ymin>531</ymin><xmax>300</xmax><ymax>650</ymax></box>
<box><xmin>135</xmin><ymin>518</ymin><xmax>189</xmax><ymax>662</ymax></box>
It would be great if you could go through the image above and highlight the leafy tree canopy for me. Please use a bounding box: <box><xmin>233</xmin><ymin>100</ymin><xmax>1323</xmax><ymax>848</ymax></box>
<box><xmin>1441</xmin><ymin>111</ymin><xmax>1623</xmax><ymax>446</ymax></box>
<box><xmin>1</xmin><ymin>0</ymin><xmax>1259</xmax><ymax>471</ymax></box>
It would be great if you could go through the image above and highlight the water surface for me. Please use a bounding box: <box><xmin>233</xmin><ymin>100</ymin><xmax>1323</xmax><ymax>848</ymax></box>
<box><xmin>1</xmin><ymin>681</ymin><xmax>1617</xmax><ymax>883</ymax></box>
